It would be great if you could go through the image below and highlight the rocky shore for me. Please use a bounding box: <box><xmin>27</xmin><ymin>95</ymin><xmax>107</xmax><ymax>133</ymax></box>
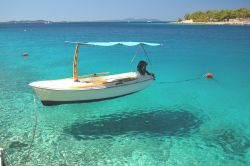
<box><xmin>172</xmin><ymin>19</ymin><xmax>250</xmax><ymax>25</ymax></box>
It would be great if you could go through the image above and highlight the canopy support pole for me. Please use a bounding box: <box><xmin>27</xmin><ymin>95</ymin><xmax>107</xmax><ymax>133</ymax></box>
<box><xmin>73</xmin><ymin>43</ymin><xmax>80</xmax><ymax>82</ymax></box>
<box><xmin>140</xmin><ymin>44</ymin><xmax>153</xmax><ymax>68</ymax></box>
<box><xmin>130</xmin><ymin>45</ymin><xmax>140</xmax><ymax>72</ymax></box>
<box><xmin>129</xmin><ymin>44</ymin><xmax>153</xmax><ymax>71</ymax></box>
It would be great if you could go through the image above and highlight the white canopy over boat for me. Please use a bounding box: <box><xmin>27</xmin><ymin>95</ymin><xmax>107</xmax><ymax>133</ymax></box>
<box><xmin>65</xmin><ymin>41</ymin><xmax>162</xmax><ymax>47</ymax></box>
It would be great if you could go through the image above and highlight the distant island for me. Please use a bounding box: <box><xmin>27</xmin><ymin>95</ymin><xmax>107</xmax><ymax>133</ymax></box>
<box><xmin>175</xmin><ymin>8</ymin><xmax>250</xmax><ymax>25</ymax></box>
<box><xmin>0</xmin><ymin>20</ymin><xmax>54</xmax><ymax>24</ymax></box>
<box><xmin>0</xmin><ymin>18</ymin><xmax>163</xmax><ymax>24</ymax></box>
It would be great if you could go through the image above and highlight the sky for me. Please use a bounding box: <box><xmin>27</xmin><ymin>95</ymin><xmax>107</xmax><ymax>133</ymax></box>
<box><xmin>1</xmin><ymin>0</ymin><xmax>250</xmax><ymax>22</ymax></box>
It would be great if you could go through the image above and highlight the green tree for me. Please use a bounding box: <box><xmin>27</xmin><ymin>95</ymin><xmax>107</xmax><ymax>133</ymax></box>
<box><xmin>182</xmin><ymin>8</ymin><xmax>250</xmax><ymax>22</ymax></box>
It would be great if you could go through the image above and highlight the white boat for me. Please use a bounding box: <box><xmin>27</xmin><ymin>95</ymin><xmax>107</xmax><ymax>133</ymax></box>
<box><xmin>29</xmin><ymin>42</ymin><xmax>161</xmax><ymax>106</ymax></box>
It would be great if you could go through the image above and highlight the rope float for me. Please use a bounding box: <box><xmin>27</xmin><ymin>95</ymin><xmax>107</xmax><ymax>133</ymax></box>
<box><xmin>22</xmin><ymin>52</ymin><xmax>29</xmax><ymax>57</ymax></box>
<box><xmin>204</xmin><ymin>72</ymin><xmax>213</xmax><ymax>79</ymax></box>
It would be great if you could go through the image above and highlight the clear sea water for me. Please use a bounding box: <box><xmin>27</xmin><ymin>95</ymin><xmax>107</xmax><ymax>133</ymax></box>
<box><xmin>0</xmin><ymin>22</ymin><xmax>250</xmax><ymax>165</ymax></box>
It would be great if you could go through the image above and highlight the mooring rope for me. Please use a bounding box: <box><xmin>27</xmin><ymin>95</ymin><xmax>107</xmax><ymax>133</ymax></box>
<box><xmin>159</xmin><ymin>77</ymin><xmax>202</xmax><ymax>84</ymax></box>
<box><xmin>159</xmin><ymin>73</ymin><xmax>216</xmax><ymax>84</ymax></box>
<box><xmin>23</xmin><ymin>94</ymin><xmax>38</xmax><ymax>166</ymax></box>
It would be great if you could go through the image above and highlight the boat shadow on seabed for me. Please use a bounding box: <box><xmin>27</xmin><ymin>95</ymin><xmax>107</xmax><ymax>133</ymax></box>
<box><xmin>63</xmin><ymin>108</ymin><xmax>202</xmax><ymax>140</ymax></box>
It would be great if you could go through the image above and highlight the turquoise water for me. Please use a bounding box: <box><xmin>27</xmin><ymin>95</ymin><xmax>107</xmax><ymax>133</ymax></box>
<box><xmin>0</xmin><ymin>22</ymin><xmax>250</xmax><ymax>165</ymax></box>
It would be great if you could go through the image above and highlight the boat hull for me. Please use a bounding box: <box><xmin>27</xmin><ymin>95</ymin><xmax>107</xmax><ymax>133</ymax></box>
<box><xmin>31</xmin><ymin>78</ymin><xmax>153</xmax><ymax>106</ymax></box>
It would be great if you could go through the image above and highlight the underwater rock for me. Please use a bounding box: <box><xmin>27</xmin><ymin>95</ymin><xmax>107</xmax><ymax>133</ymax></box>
<box><xmin>204</xmin><ymin>128</ymin><xmax>250</xmax><ymax>157</ymax></box>
<box><xmin>9</xmin><ymin>141</ymin><xmax>28</xmax><ymax>149</ymax></box>
<box><xmin>63</xmin><ymin>109</ymin><xmax>202</xmax><ymax>140</ymax></box>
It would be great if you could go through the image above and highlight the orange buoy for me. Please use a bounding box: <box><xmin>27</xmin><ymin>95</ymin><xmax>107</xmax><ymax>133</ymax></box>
<box><xmin>205</xmin><ymin>73</ymin><xmax>213</xmax><ymax>79</ymax></box>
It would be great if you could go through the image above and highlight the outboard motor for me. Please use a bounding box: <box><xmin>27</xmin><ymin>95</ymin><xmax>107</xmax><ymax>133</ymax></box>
<box><xmin>137</xmin><ymin>60</ymin><xmax>155</xmax><ymax>79</ymax></box>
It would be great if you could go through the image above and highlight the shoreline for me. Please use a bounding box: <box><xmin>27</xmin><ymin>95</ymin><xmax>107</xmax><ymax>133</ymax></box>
<box><xmin>170</xmin><ymin>21</ymin><xmax>250</xmax><ymax>26</ymax></box>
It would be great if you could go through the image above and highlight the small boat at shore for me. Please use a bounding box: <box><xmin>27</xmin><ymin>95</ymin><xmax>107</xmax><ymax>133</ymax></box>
<box><xmin>29</xmin><ymin>42</ymin><xmax>161</xmax><ymax>106</ymax></box>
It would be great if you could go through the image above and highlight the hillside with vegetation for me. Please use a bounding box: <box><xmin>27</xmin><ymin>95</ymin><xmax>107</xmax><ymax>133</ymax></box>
<box><xmin>183</xmin><ymin>8</ymin><xmax>250</xmax><ymax>22</ymax></box>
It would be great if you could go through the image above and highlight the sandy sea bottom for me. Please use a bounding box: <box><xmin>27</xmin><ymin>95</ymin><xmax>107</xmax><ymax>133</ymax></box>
<box><xmin>0</xmin><ymin>22</ymin><xmax>250</xmax><ymax>165</ymax></box>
